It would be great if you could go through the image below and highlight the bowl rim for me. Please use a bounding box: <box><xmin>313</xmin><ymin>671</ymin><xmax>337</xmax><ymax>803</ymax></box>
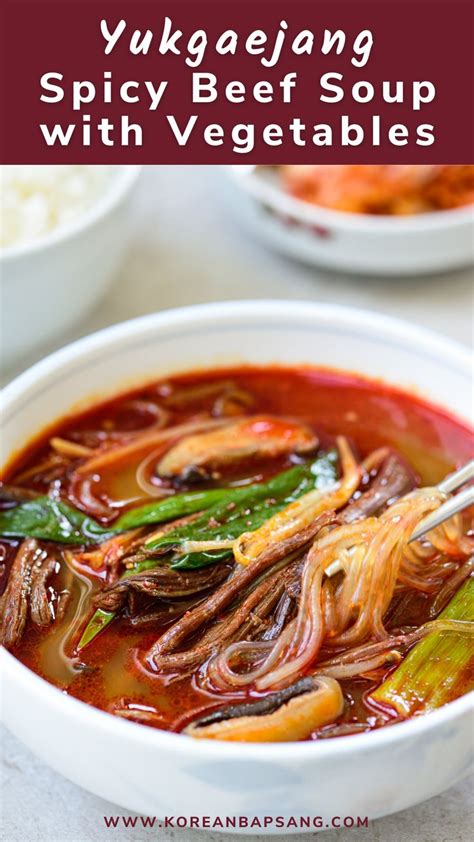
<box><xmin>1</xmin><ymin>299</ymin><xmax>473</xmax><ymax>763</ymax></box>
<box><xmin>2</xmin><ymin>299</ymin><xmax>472</xmax><ymax>412</ymax></box>
<box><xmin>0</xmin><ymin>165</ymin><xmax>142</xmax><ymax>263</ymax></box>
<box><xmin>1</xmin><ymin>643</ymin><xmax>473</xmax><ymax>762</ymax></box>
<box><xmin>226</xmin><ymin>165</ymin><xmax>474</xmax><ymax>233</ymax></box>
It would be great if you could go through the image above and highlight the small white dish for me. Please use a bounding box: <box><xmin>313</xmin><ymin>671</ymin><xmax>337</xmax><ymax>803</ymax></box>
<box><xmin>223</xmin><ymin>166</ymin><xmax>474</xmax><ymax>276</ymax></box>
<box><xmin>0</xmin><ymin>301</ymin><xmax>473</xmax><ymax>833</ymax></box>
<box><xmin>0</xmin><ymin>165</ymin><xmax>141</xmax><ymax>370</ymax></box>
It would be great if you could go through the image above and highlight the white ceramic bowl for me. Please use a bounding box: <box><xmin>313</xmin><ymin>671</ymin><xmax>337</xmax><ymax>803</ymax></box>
<box><xmin>224</xmin><ymin>166</ymin><xmax>474</xmax><ymax>276</ymax></box>
<box><xmin>0</xmin><ymin>165</ymin><xmax>141</xmax><ymax>370</ymax></box>
<box><xmin>1</xmin><ymin>301</ymin><xmax>473</xmax><ymax>834</ymax></box>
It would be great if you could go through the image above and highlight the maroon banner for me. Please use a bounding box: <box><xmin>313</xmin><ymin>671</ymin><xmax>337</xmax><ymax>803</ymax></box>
<box><xmin>0</xmin><ymin>0</ymin><xmax>473</xmax><ymax>163</ymax></box>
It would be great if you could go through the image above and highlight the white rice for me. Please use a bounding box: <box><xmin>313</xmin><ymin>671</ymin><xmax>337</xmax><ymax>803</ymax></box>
<box><xmin>0</xmin><ymin>165</ymin><xmax>113</xmax><ymax>250</ymax></box>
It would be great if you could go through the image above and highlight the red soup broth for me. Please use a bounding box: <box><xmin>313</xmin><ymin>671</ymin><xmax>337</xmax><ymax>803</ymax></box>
<box><xmin>2</xmin><ymin>366</ymin><xmax>473</xmax><ymax>735</ymax></box>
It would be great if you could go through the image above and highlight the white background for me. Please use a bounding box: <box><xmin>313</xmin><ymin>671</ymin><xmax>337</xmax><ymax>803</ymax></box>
<box><xmin>1</xmin><ymin>166</ymin><xmax>473</xmax><ymax>841</ymax></box>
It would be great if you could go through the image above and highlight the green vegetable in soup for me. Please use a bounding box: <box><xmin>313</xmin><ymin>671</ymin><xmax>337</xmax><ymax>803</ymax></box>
<box><xmin>114</xmin><ymin>488</ymin><xmax>239</xmax><ymax>530</ymax></box>
<box><xmin>0</xmin><ymin>489</ymin><xmax>232</xmax><ymax>544</ymax></box>
<box><xmin>146</xmin><ymin>451</ymin><xmax>338</xmax><ymax>555</ymax></box>
<box><xmin>0</xmin><ymin>496</ymin><xmax>113</xmax><ymax>544</ymax></box>
<box><xmin>77</xmin><ymin>558</ymin><xmax>159</xmax><ymax>650</ymax></box>
<box><xmin>77</xmin><ymin>452</ymin><xmax>338</xmax><ymax>648</ymax></box>
<box><xmin>77</xmin><ymin>608</ymin><xmax>116</xmax><ymax>649</ymax></box>
<box><xmin>0</xmin><ymin>451</ymin><xmax>337</xmax><ymax>549</ymax></box>
<box><xmin>371</xmin><ymin>577</ymin><xmax>474</xmax><ymax>715</ymax></box>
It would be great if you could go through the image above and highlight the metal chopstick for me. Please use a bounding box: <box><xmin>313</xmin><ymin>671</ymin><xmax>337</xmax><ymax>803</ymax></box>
<box><xmin>409</xmin><ymin>459</ymin><xmax>474</xmax><ymax>543</ymax></box>
<box><xmin>438</xmin><ymin>459</ymin><xmax>474</xmax><ymax>493</ymax></box>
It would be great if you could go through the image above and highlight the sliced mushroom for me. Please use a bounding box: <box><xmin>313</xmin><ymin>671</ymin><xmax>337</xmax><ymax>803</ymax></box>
<box><xmin>185</xmin><ymin>676</ymin><xmax>343</xmax><ymax>742</ymax></box>
<box><xmin>157</xmin><ymin>415</ymin><xmax>318</xmax><ymax>480</ymax></box>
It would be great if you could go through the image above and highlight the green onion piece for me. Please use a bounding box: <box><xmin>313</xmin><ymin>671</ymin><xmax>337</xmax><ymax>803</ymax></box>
<box><xmin>0</xmin><ymin>496</ymin><xmax>113</xmax><ymax>544</ymax></box>
<box><xmin>78</xmin><ymin>452</ymin><xmax>338</xmax><ymax>645</ymax></box>
<box><xmin>171</xmin><ymin>549</ymin><xmax>233</xmax><ymax>571</ymax></box>
<box><xmin>371</xmin><ymin>577</ymin><xmax>474</xmax><ymax>716</ymax></box>
<box><xmin>77</xmin><ymin>608</ymin><xmax>116</xmax><ymax>649</ymax></box>
<box><xmin>114</xmin><ymin>488</ymin><xmax>238</xmax><ymax>530</ymax></box>
<box><xmin>117</xmin><ymin>449</ymin><xmax>337</xmax><ymax>532</ymax></box>
<box><xmin>0</xmin><ymin>452</ymin><xmax>337</xmax><ymax>548</ymax></box>
<box><xmin>0</xmin><ymin>488</ymin><xmax>252</xmax><ymax>543</ymax></box>
<box><xmin>77</xmin><ymin>558</ymin><xmax>160</xmax><ymax>650</ymax></box>
<box><xmin>146</xmin><ymin>450</ymin><xmax>338</xmax><ymax>554</ymax></box>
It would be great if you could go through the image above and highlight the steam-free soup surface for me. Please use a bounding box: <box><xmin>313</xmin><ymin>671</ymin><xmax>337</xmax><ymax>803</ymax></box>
<box><xmin>1</xmin><ymin>367</ymin><xmax>472</xmax><ymax>738</ymax></box>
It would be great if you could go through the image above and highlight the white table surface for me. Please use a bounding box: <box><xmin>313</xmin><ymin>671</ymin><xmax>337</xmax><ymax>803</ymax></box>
<box><xmin>1</xmin><ymin>166</ymin><xmax>473</xmax><ymax>841</ymax></box>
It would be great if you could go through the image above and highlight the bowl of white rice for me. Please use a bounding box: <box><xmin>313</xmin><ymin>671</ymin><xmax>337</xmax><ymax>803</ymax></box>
<box><xmin>0</xmin><ymin>165</ymin><xmax>141</xmax><ymax>370</ymax></box>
